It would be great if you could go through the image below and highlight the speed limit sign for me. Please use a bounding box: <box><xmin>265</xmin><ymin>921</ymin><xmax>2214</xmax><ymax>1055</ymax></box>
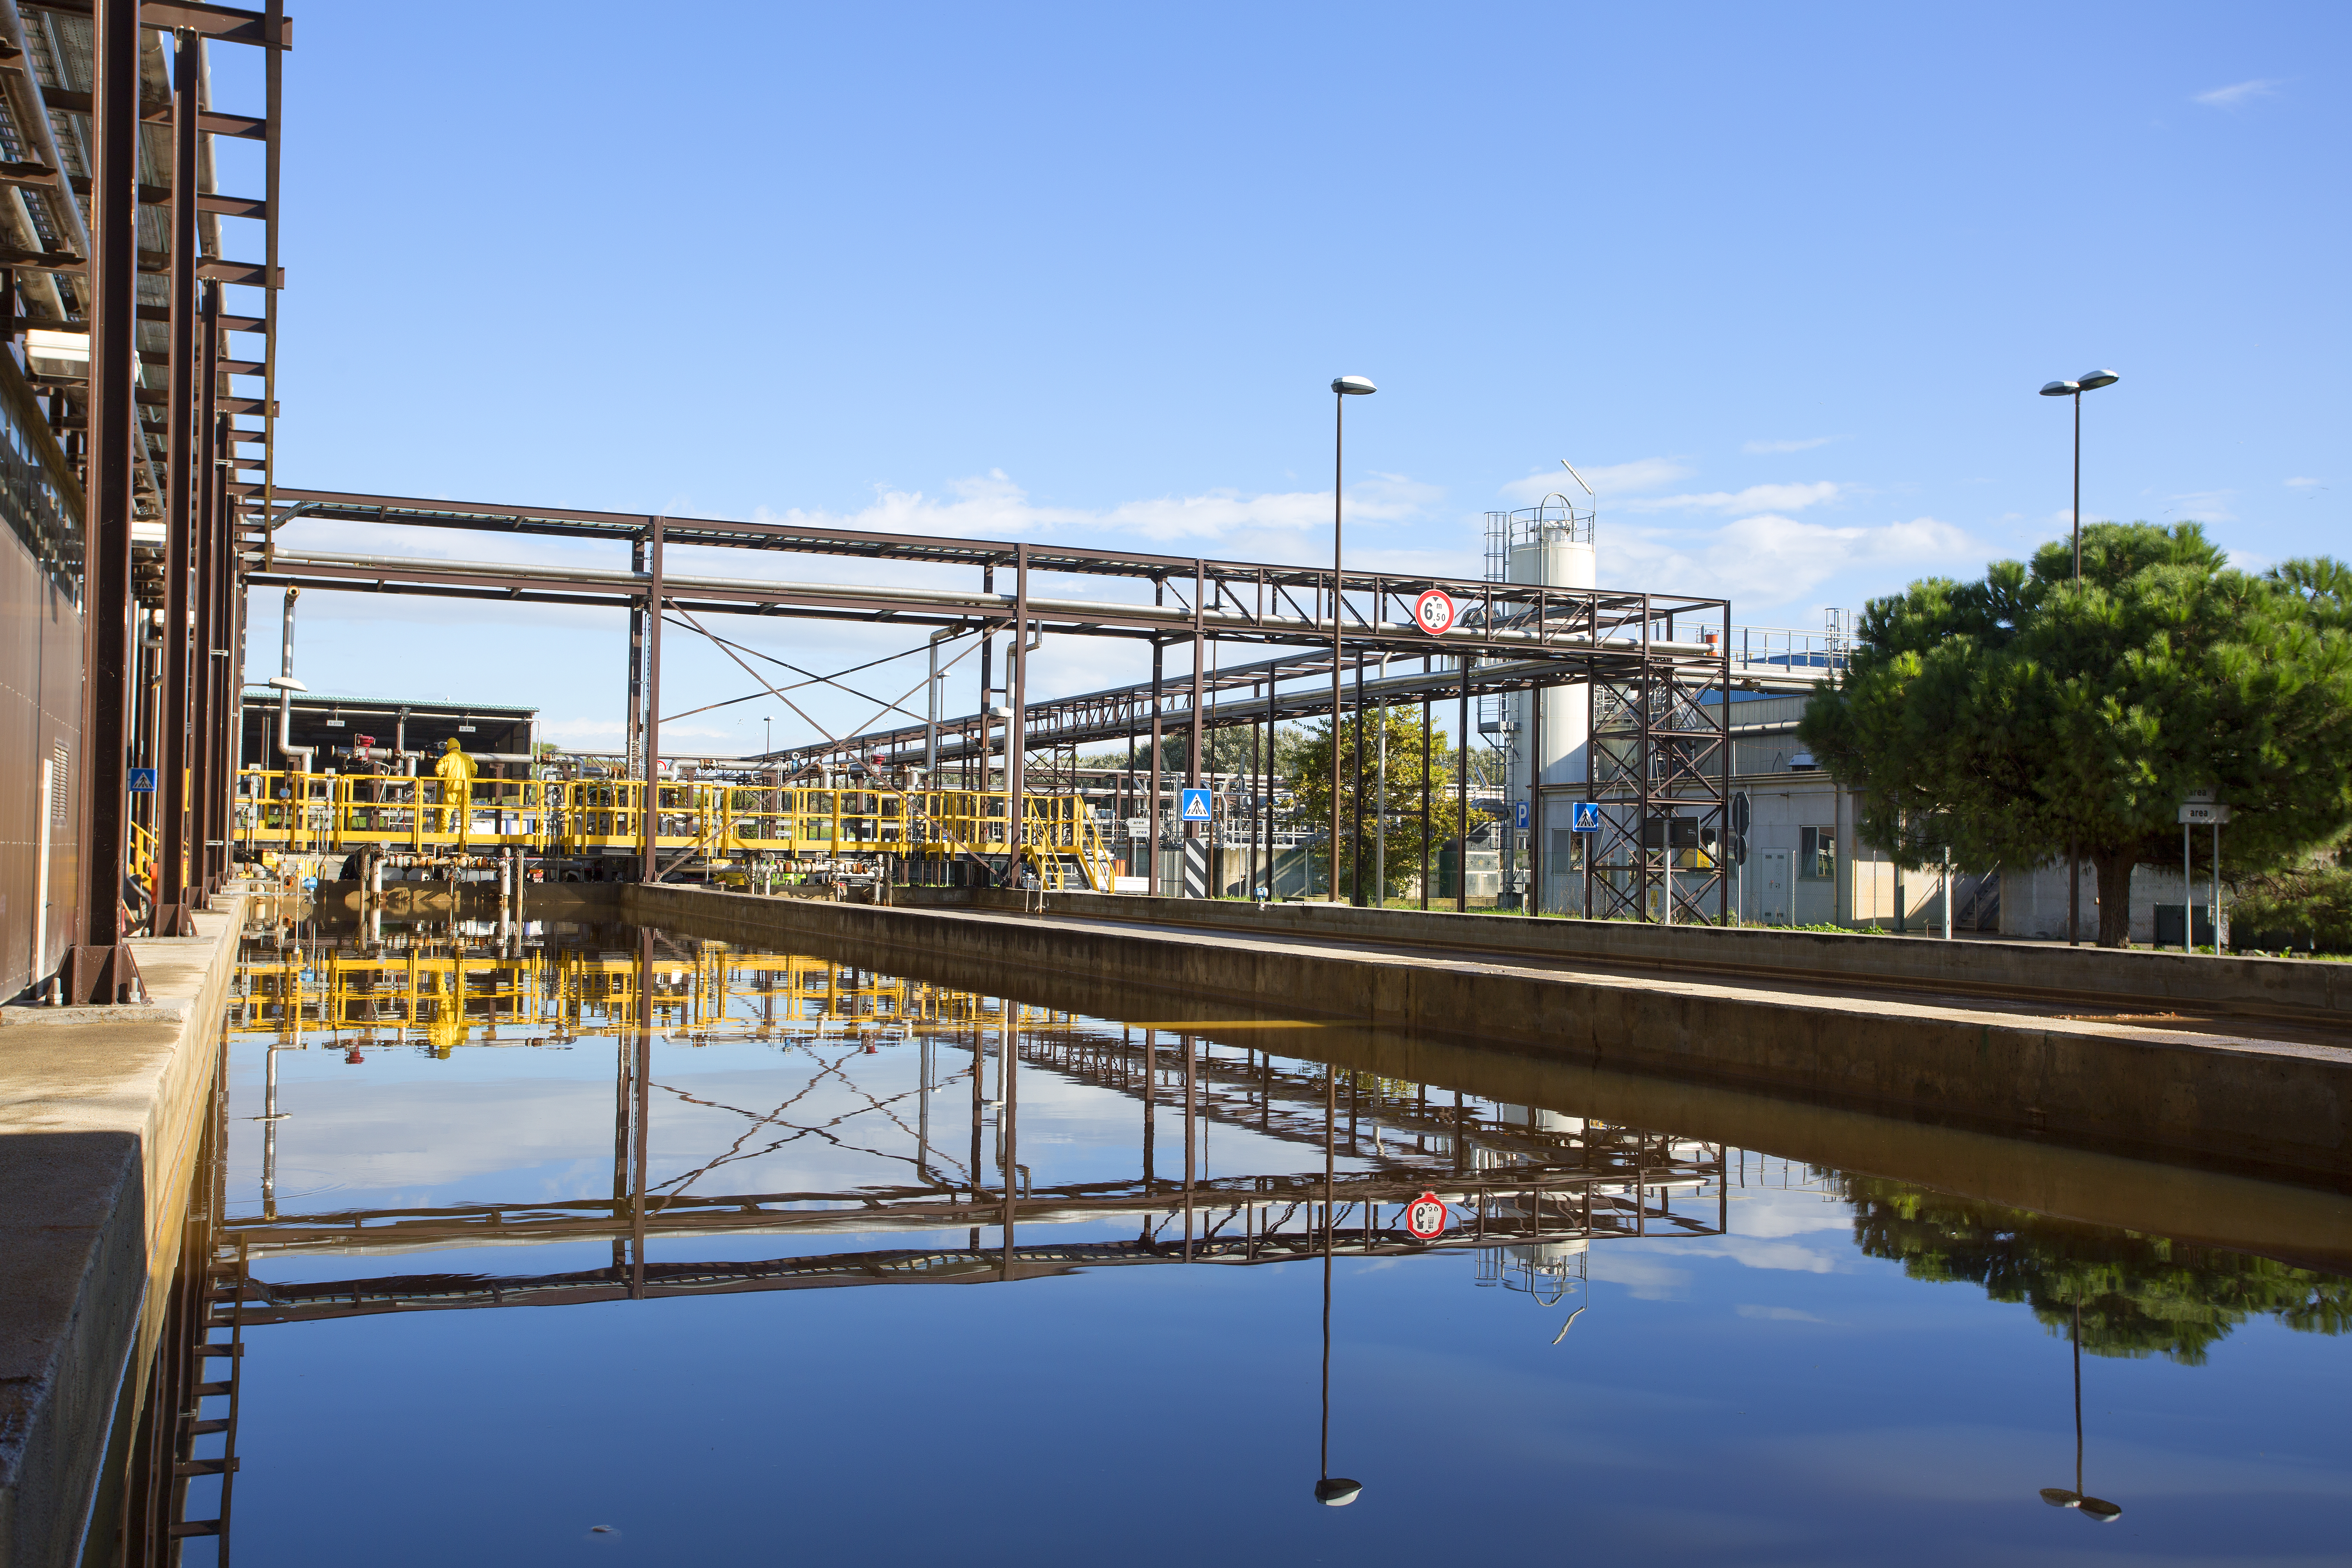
<box><xmin>1404</xmin><ymin>1190</ymin><xmax>1449</xmax><ymax>1240</ymax></box>
<box><xmin>1412</xmin><ymin>589</ymin><xmax>1457</xmax><ymax>637</ymax></box>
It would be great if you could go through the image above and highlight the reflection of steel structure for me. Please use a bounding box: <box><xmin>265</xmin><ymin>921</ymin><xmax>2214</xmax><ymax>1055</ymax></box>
<box><xmin>221</xmin><ymin>931</ymin><xmax>1730</xmax><ymax>1292</ymax></box>
<box><xmin>174</xmin><ymin>929</ymin><xmax>1733</xmax><ymax>1555</ymax></box>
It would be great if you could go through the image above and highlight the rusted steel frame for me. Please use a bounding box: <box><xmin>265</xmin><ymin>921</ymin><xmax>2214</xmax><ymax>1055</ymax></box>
<box><xmin>258</xmin><ymin>0</ymin><xmax>279</xmax><ymax>548</ymax></box>
<box><xmin>155</xmin><ymin>26</ymin><xmax>199</xmax><ymax>921</ymax></box>
<box><xmin>68</xmin><ymin>0</ymin><xmax>143</xmax><ymax>999</ymax></box>
<box><xmin>192</xmin><ymin>282</ymin><xmax>220</xmax><ymax>891</ymax></box>
<box><xmin>259</xmin><ymin>488</ymin><xmax>1731</xmax><ymax>624</ymax></box>
<box><xmin>1009</xmin><ymin>543</ymin><xmax>1027</xmax><ymax>876</ymax></box>
<box><xmin>641</xmin><ymin>516</ymin><xmax>663</xmax><ymax>882</ymax></box>
<box><xmin>26</xmin><ymin>0</ymin><xmax>290</xmax><ymax>45</ymax></box>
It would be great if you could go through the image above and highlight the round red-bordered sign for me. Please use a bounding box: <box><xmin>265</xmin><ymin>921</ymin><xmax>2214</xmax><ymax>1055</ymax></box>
<box><xmin>1412</xmin><ymin>589</ymin><xmax>1457</xmax><ymax>637</ymax></box>
<box><xmin>1404</xmin><ymin>1190</ymin><xmax>1449</xmax><ymax>1240</ymax></box>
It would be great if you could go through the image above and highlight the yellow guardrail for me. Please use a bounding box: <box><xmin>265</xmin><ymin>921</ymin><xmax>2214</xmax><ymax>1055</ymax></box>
<box><xmin>233</xmin><ymin>770</ymin><xmax>1118</xmax><ymax>886</ymax></box>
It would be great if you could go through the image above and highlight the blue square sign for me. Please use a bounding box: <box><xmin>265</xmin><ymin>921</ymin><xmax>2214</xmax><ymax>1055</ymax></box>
<box><xmin>127</xmin><ymin>767</ymin><xmax>156</xmax><ymax>793</ymax></box>
<box><xmin>1571</xmin><ymin>801</ymin><xmax>1601</xmax><ymax>832</ymax></box>
<box><xmin>1514</xmin><ymin>800</ymin><xmax>1530</xmax><ymax>830</ymax></box>
<box><xmin>1179</xmin><ymin>787</ymin><xmax>1212</xmax><ymax>822</ymax></box>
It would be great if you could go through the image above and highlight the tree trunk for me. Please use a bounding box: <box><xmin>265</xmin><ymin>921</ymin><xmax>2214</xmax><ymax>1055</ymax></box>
<box><xmin>2094</xmin><ymin>852</ymin><xmax>2136</xmax><ymax>947</ymax></box>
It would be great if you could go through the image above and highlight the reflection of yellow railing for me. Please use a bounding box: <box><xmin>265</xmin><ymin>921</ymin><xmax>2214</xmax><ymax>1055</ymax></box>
<box><xmin>229</xmin><ymin>942</ymin><xmax>1034</xmax><ymax>1050</ymax></box>
<box><xmin>232</xmin><ymin>768</ymin><xmax>1116</xmax><ymax>885</ymax></box>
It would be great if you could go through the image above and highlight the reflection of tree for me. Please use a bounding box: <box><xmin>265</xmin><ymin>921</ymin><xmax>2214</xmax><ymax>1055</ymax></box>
<box><xmin>1838</xmin><ymin>1176</ymin><xmax>2352</xmax><ymax>1365</ymax></box>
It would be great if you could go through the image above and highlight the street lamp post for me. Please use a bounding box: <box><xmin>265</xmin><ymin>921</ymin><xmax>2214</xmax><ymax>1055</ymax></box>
<box><xmin>1329</xmin><ymin>375</ymin><xmax>1376</xmax><ymax>906</ymax></box>
<box><xmin>2039</xmin><ymin>368</ymin><xmax>2120</xmax><ymax>945</ymax></box>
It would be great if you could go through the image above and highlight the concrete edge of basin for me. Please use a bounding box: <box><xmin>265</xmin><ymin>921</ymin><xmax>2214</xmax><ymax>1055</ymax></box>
<box><xmin>620</xmin><ymin>883</ymin><xmax>2352</xmax><ymax>1190</ymax></box>
<box><xmin>0</xmin><ymin>893</ymin><xmax>247</xmax><ymax>1568</ymax></box>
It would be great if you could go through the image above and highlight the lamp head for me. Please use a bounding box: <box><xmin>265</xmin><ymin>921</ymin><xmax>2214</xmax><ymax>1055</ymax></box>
<box><xmin>2039</xmin><ymin>380</ymin><xmax>2080</xmax><ymax>397</ymax></box>
<box><xmin>1314</xmin><ymin>1478</ymin><xmax>1363</xmax><ymax>1506</ymax></box>
<box><xmin>2076</xmin><ymin>368</ymin><xmax>2120</xmax><ymax>390</ymax></box>
<box><xmin>1331</xmin><ymin>376</ymin><xmax>1377</xmax><ymax>396</ymax></box>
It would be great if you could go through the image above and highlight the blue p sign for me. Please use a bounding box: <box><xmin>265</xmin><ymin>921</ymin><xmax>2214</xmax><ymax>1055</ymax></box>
<box><xmin>1514</xmin><ymin>800</ymin><xmax>1530</xmax><ymax>831</ymax></box>
<box><xmin>1179</xmin><ymin>787</ymin><xmax>1212</xmax><ymax>822</ymax></box>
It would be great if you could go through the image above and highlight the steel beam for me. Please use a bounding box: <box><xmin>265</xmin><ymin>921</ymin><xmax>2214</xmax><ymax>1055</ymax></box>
<box><xmin>154</xmin><ymin>25</ymin><xmax>200</xmax><ymax>930</ymax></box>
<box><xmin>68</xmin><ymin>0</ymin><xmax>144</xmax><ymax>1001</ymax></box>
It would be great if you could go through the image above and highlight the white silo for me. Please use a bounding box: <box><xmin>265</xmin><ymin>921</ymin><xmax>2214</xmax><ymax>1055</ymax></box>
<box><xmin>1490</xmin><ymin>472</ymin><xmax>1595</xmax><ymax>911</ymax></box>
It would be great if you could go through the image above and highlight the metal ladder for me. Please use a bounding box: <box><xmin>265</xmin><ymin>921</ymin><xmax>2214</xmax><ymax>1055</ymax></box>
<box><xmin>167</xmin><ymin>1240</ymin><xmax>248</xmax><ymax>1553</ymax></box>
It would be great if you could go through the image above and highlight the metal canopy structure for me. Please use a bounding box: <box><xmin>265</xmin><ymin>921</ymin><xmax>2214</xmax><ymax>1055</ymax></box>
<box><xmin>236</xmin><ymin>485</ymin><xmax>1737</xmax><ymax>919</ymax></box>
<box><xmin>238</xmin><ymin>486</ymin><xmax>1737</xmax><ymax>918</ymax></box>
<box><xmin>0</xmin><ymin>0</ymin><xmax>288</xmax><ymax>1000</ymax></box>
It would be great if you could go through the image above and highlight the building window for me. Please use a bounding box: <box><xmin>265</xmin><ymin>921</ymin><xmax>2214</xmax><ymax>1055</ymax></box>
<box><xmin>1800</xmin><ymin>826</ymin><xmax>1835</xmax><ymax>880</ymax></box>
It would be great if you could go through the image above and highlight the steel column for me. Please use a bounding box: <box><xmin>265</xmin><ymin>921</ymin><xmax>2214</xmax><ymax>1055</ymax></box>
<box><xmin>640</xmin><ymin>516</ymin><xmax>663</xmax><ymax>882</ymax></box>
<box><xmin>69</xmin><ymin>0</ymin><xmax>144</xmax><ymax>1001</ymax></box>
<box><xmin>155</xmin><ymin>27</ymin><xmax>200</xmax><ymax>929</ymax></box>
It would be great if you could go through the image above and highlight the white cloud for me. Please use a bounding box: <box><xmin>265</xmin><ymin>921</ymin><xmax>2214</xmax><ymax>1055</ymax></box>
<box><xmin>1618</xmin><ymin>481</ymin><xmax>1844</xmax><ymax>515</ymax></box>
<box><xmin>1742</xmin><ymin>435</ymin><xmax>1845</xmax><ymax>455</ymax></box>
<box><xmin>1601</xmin><ymin>513</ymin><xmax>1980</xmax><ymax>610</ymax></box>
<box><xmin>1735</xmin><ymin>1304</ymin><xmax>1833</xmax><ymax>1323</ymax></box>
<box><xmin>1499</xmin><ymin>457</ymin><xmax>1690</xmax><ymax>505</ymax></box>
<box><xmin>2193</xmin><ymin>78</ymin><xmax>2281</xmax><ymax>108</ymax></box>
<box><xmin>748</xmin><ymin>467</ymin><xmax>1439</xmax><ymax>547</ymax></box>
<box><xmin>2285</xmin><ymin>476</ymin><xmax>2323</xmax><ymax>489</ymax></box>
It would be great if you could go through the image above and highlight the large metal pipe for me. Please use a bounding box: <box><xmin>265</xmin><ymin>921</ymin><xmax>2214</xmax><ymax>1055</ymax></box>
<box><xmin>275</xmin><ymin>588</ymin><xmax>313</xmax><ymax>773</ymax></box>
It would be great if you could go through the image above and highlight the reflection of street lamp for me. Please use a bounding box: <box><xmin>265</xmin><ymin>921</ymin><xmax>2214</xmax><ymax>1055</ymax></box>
<box><xmin>1313</xmin><ymin>1064</ymin><xmax>1363</xmax><ymax>1507</ymax></box>
<box><xmin>1329</xmin><ymin>375</ymin><xmax>1376</xmax><ymax>906</ymax></box>
<box><xmin>2038</xmin><ymin>367</ymin><xmax>2120</xmax><ymax>946</ymax></box>
<box><xmin>2038</xmin><ymin>1298</ymin><xmax>2123</xmax><ymax>1523</ymax></box>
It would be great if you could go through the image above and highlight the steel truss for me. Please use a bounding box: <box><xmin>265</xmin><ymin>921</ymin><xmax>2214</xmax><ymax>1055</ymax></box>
<box><xmin>1586</xmin><ymin>620</ymin><xmax>1733</xmax><ymax>924</ymax></box>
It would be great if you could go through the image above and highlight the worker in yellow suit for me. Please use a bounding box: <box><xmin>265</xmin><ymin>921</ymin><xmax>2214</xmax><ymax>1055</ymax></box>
<box><xmin>434</xmin><ymin>737</ymin><xmax>477</xmax><ymax>841</ymax></box>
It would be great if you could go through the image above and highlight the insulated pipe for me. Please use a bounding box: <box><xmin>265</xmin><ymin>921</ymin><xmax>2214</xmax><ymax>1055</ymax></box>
<box><xmin>275</xmin><ymin>588</ymin><xmax>313</xmax><ymax>775</ymax></box>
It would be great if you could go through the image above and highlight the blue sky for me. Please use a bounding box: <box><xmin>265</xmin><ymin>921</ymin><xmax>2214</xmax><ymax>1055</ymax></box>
<box><xmin>235</xmin><ymin>2</ymin><xmax>2348</xmax><ymax>753</ymax></box>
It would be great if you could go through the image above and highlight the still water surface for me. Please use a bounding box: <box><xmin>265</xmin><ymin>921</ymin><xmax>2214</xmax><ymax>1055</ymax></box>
<box><xmin>186</xmin><ymin>917</ymin><xmax>2349</xmax><ymax>1564</ymax></box>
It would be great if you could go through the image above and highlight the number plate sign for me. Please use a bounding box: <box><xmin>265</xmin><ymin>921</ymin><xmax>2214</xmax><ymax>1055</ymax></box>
<box><xmin>1405</xmin><ymin>1190</ymin><xmax>1449</xmax><ymax>1241</ymax></box>
<box><xmin>1413</xmin><ymin>589</ymin><xmax>1457</xmax><ymax>637</ymax></box>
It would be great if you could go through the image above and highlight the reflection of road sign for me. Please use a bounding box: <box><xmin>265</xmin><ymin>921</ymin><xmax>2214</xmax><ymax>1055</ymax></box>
<box><xmin>1514</xmin><ymin>800</ymin><xmax>1529</xmax><ymax>831</ymax></box>
<box><xmin>1179</xmin><ymin>787</ymin><xmax>1212</xmax><ymax>822</ymax></box>
<box><xmin>1731</xmin><ymin>791</ymin><xmax>1751</xmax><ymax>837</ymax></box>
<box><xmin>1570</xmin><ymin>801</ymin><xmax>1600</xmax><ymax>832</ymax></box>
<box><xmin>1405</xmin><ymin>1191</ymin><xmax>1448</xmax><ymax>1240</ymax></box>
<box><xmin>1412</xmin><ymin>589</ymin><xmax>1457</xmax><ymax>636</ymax></box>
<box><xmin>127</xmin><ymin>768</ymin><xmax>156</xmax><ymax>793</ymax></box>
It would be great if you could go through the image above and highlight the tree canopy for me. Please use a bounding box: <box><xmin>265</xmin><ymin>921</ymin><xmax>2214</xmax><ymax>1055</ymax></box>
<box><xmin>1291</xmin><ymin>707</ymin><xmax>1483</xmax><ymax>902</ymax></box>
<box><xmin>1797</xmin><ymin>523</ymin><xmax>2352</xmax><ymax>945</ymax></box>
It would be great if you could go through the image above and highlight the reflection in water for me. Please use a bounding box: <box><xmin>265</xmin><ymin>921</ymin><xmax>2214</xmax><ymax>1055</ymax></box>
<box><xmin>1838</xmin><ymin>1175</ymin><xmax>2352</xmax><ymax>1363</ymax></box>
<box><xmin>99</xmin><ymin>915</ymin><xmax>2352</xmax><ymax>1565</ymax></box>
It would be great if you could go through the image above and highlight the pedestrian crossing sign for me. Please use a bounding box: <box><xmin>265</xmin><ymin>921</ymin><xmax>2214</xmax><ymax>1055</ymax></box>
<box><xmin>1571</xmin><ymin>802</ymin><xmax>1601</xmax><ymax>832</ymax></box>
<box><xmin>1179</xmin><ymin>788</ymin><xmax>1212</xmax><ymax>822</ymax></box>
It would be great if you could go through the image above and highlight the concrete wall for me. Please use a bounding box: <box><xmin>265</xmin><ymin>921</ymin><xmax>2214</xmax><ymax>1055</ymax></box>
<box><xmin>0</xmin><ymin>897</ymin><xmax>245</xmax><ymax>1568</ymax></box>
<box><xmin>622</xmin><ymin>883</ymin><xmax>2352</xmax><ymax>1185</ymax></box>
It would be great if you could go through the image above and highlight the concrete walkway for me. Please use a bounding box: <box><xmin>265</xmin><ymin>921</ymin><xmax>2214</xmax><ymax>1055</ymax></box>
<box><xmin>0</xmin><ymin>898</ymin><xmax>246</xmax><ymax>1568</ymax></box>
